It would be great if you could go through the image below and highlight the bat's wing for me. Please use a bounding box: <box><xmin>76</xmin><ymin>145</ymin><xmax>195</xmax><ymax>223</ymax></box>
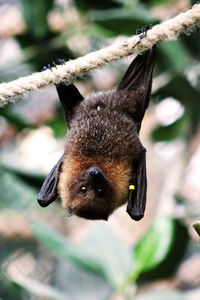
<box><xmin>118</xmin><ymin>48</ymin><xmax>156</xmax><ymax>221</ymax></box>
<box><xmin>117</xmin><ymin>47</ymin><xmax>156</xmax><ymax>128</ymax></box>
<box><xmin>37</xmin><ymin>155</ymin><xmax>64</xmax><ymax>207</ymax></box>
<box><xmin>37</xmin><ymin>84</ymin><xmax>83</xmax><ymax>207</ymax></box>
<box><xmin>127</xmin><ymin>147</ymin><xmax>147</xmax><ymax>221</ymax></box>
<box><xmin>56</xmin><ymin>83</ymin><xmax>84</xmax><ymax>128</ymax></box>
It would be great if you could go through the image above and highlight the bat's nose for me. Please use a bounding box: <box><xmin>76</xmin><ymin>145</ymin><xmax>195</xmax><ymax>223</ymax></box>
<box><xmin>88</xmin><ymin>167</ymin><xmax>107</xmax><ymax>187</ymax></box>
<box><xmin>89</xmin><ymin>167</ymin><xmax>102</xmax><ymax>176</ymax></box>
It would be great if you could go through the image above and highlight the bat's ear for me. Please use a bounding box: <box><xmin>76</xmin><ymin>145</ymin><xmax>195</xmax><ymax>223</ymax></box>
<box><xmin>37</xmin><ymin>154</ymin><xmax>64</xmax><ymax>207</ymax></box>
<box><xmin>117</xmin><ymin>47</ymin><xmax>156</xmax><ymax>125</ymax></box>
<box><xmin>56</xmin><ymin>83</ymin><xmax>84</xmax><ymax>128</ymax></box>
<box><xmin>126</xmin><ymin>147</ymin><xmax>147</xmax><ymax>221</ymax></box>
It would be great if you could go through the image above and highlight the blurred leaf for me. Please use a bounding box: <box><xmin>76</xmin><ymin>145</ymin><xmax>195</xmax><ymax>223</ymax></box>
<box><xmin>0</xmin><ymin>105</ymin><xmax>34</xmax><ymax>131</ymax></box>
<box><xmin>133</xmin><ymin>216</ymin><xmax>188</xmax><ymax>282</ymax></box>
<box><xmin>154</xmin><ymin>75</ymin><xmax>200</xmax><ymax>134</ymax></box>
<box><xmin>135</xmin><ymin>290</ymin><xmax>186</xmax><ymax>300</ymax></box>
<box><xmin>31</xmin><ymin>221</ymin><xmax>133</xmax><ymax>289</ymax></box>
<box><xmin>0</xmin><ymin>271</ymin><xmax>28</xmax><ymax>300</ymax></box>
<box><xmin>193</xmin><ymin>222</ymin><xmax>200</xmax><ymax>237</ymax></box>
<box><xmin>46</xmin><ymin>107</ymin><xmax>66</xmax><ymax>138</ymax></box>
<box><xmin>0</xmin><ymin>169</ymin><xmax>36</xmax><ymax>210</ymax></box>
<box><xmin>83</xmin><ymin>223</ymin><xmax>133</xmax><ymax>288</ymax></box>
<box><xmin>54</xmin><ymin>260</ymin><xmax>113</xmax><ymax>300</ymax></box>
<box><xmin>16</xmin><ymin>33</ymin><xmax>74</xmax><ymax>71</ymax></box>
<box><xmin>134</xmin><ymin>216</ymin><xmax>174</xmax><ymax>277</ymax></box>
<box><xmin>91</xmin><ymin>6</ymin><xmax>158</xmax><ymax>36</ymax></box>
<box><xmin>31</xmin><ymin>220</ymin><xmax>102</xmax><ymax>274</ymax></box>
<box><xmin>157</xmin><ymin>40</ymin><xmax>190</xmax><ymax>73</ymax></box>
<box><xmin>74</xmin><ymin>0</ymin><xmax>123</xmax><ymax>11</ymax></box>
<box><xmin>191</xmin><ymin>0</ymin><xmax>200</xmax><ymax>4</ymax></box>
<box><xmin>0</xmin><ymin>237</ymin><xmax>47</xmax><ymax>299</ymax></box>
<box><xmin>182</xmin><ymin>26</ymin><xmax>200</xmax><ymax>60</ymax></box>
<box><xmin>10</xmin><ymin>276</ymin><xmax>66</xmax><ymax>300</ymax></box>
<box><xmin>0</xmin><ymin>151</ymin><xmax>46</xmax><ymax>185</ymax></box>
<box><xmin>142</xmin><ymin>0</ymin><xmax>175</xmax><ymax>6</ymax></box>
<box><xmin>151</xmin><ymin>114</ymin><xmax>190</xmax><ymax>142</ymax></box>
<box><xmin>0</xmin><ymin>237</ymin><xmax>37</xmax><ymax>265</ymax></box>
<box><xmin>20</xmin><ymin>0</ymin><xmax>54</xmax><ymax>39</ymax></box>
<box><xmin>153</xmin><ymin>0</ymin><xmax>175</xmax><ymax>4</ymax></box>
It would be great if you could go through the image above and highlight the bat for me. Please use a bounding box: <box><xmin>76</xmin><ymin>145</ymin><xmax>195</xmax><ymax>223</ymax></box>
<box><xmin>37</xmin><ymin>47</ymin><xmax>156</xmax><ymax>221</ymax></box>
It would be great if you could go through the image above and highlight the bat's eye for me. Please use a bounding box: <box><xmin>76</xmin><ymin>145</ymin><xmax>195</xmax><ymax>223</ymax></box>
<box><xmin>97</xmin><ymin>188</ymin><xmax>104</xmax><ymax>196</ymax></box>
<box><xmin>80</xmin><ymin>186</ymin><xmax>87</xmax><ymax>193</ymax></box>
<box><xmin>95</xmin><ymin>104</ymin><xmax>104</xmax><ymax>111</ymax></box>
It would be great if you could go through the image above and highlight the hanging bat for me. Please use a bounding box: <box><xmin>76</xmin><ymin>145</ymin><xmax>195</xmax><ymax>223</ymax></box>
<box><xmin>37</xmin><ymin>47</ymin><xmax>156</xmax><ymax>221</ymax></box>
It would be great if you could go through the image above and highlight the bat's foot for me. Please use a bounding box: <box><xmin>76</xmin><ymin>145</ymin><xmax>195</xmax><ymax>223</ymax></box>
<box><xmin>42</xmin><ymin>58</ymin><xmax>66</xmax><ymax>71</ymax></box>
<box><xmin>136</xmin><ymin>24</ymin><xmax>153</xmax><ymax>39</ymax></box>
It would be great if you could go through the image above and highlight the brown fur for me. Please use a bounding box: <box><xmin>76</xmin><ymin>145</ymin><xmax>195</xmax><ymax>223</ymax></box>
<box><xmin>58</xmin><ymin>155</ymin><xmax>131</xmax><ymax>211</ymax></box>
<box><xmin>58</xmin><ymin>90</ymin><xmax>142</xmax><ymax>219</ymax></box>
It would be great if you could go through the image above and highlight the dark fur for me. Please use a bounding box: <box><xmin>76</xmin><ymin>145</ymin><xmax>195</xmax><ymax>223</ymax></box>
<box><xmin>37</xmin><ymin>48</ymin><xmax>156</xmax><ymax>221</ymax></box>
<box><xmin>66</xmin><ymin>90</ymin><xmax>141</xmax><ymax>160</ymax></box>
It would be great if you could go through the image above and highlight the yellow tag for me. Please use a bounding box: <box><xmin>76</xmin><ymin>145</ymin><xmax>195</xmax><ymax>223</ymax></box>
<box><xmin>129</xmin><ymin>185</ymin><xmax>135</xmax><ymax>190</ymax></box>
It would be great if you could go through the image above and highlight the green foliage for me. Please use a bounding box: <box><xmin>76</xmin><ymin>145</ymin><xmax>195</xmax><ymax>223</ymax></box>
<box><xmin>16</xmin><ymin>33</ymin><xmax>74</xmax><ymax>71</ymax></box>
<box><xmin>31</xmin><ymin>221</ymin><xmax>133</xmax><ymax>289</ymax></box>
<box><xmin>153</xmin><ymin>75</ymin><xmax>200</xmax><ymax>140</ymax></box>
<box><xmin>20</xmin><ymin>0</ymin><xmax>54</xmax><ymax>39</ymax></box>
<box><xmin>193</xmin><ymin>222</ymin><xmax>200</xmax><ymax>237</ymax></box>
<box><xmin>134</xmin><ymin>217</ymin><xmax>188</xmax><ymax>282</ymax></box>
<box><xmin>31</xmin><ymin>216</ymin><xmax>188</xmax><ymax>293</ymax></box>
<box><xmin>91</xmin><ymin>6</ymin><xmax>158</xmax><ymax>36</ymax></box>
<box><xmin>46</xmin><ymin>107</ymin><xmax>67</xmax><ymax>138</ymax></box>
<box><xmin>54</xmin><ymin>260</ymin><xmax>113</xmax><ymax>300</ymax></box>
<box><xmin>151</xmin><ymin>115</ymin><xmax>190</xmax><ymax>142</ymax></box>
<box><xmin>135</xmin><ymin>217</ymin><xmax>175</xmax><ymax>272</ymax></box>
<box><xmin>0</xmin><ymin>169</ymin><xmax>36</xmax><ymax>210</ymax></box>
<box><xmin>0</xmin><ymin>104</ymin><xmax>35</xmax><ymax>130</ymax></box>
<box><xmin>0</xmin><ymin>236</ymin><xmax>39</xmax><ymax>300</ymax></box>
<box><xmin>135</xmin><ymin>290</ymin><xmax>187</xmax><ymax>300</ymax></box>
<box><xmin>74</xmin><ymin>0</ymin><xmax>123</xmax><ymax>11</ymax></box>
<box><xmin>0</xmin><ymin>271</ymin><xmax>28</xmax><ymax>300</ymax></box>
<box><xmin>157</xmin><ymin>40</ymin><xmax>190</xmax><ymax>73</ymax></box>
<box><xmin>18</xmin><ymin>0</ymin><xmax>73</xmax><ymax>70</ymax></box>
<box><xmin>145</xmin><ymin>0</ymin><xmax>175</xmax><ymax>6</ymax></box>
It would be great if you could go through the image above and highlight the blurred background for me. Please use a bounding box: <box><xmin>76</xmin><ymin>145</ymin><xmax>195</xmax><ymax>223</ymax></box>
<box><xmin>0</xmin><ymin>0</ymin><xmax>200</xmax><ymax>299</ymax></box>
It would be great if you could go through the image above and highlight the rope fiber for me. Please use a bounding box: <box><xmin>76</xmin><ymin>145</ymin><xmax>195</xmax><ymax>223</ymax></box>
<box><xmin>0</xmin><ymin>3</ymin><xmax>200</xmax><ymax>106</ymax></box>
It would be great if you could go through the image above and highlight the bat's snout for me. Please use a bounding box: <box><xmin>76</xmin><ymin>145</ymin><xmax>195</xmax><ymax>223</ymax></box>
<box><xmin>88</xmin><ymin>167</ymin><xmax>107</xmax><ymax>187</ymax></box>
<box><xmin>89</xmin><ymin>167</ymin><xmax>102</xmax><ymax>177</ymax></box>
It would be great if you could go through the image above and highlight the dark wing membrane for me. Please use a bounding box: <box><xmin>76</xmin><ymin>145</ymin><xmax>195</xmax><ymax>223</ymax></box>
<box><xmin>56</xmin><ymin>83</ymin><xmax>84</xmax><ymax>128</ymax></box>
<box><xmin>126</xmin><ymin>147</ymin><xmax>147</xmax><ymax>221</ymax></box>
<box><xmin>117</xmin><ymin>47</ymin><xmax>156</xmax><ymax>124</ymax></box>
<box><xmin>37</xmin><ymin>154</ymin><xmax>64</xmax><ymax>207</ymax></box>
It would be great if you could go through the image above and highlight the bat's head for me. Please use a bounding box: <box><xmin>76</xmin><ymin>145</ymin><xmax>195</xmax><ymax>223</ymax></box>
<box><xmin>65</xmin><ymin>166</ymin><xmax>114</xmax><ymax>220</ymax></box>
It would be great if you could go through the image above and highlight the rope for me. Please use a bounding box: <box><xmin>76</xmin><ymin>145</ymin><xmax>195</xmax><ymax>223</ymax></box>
<box><xmin>0</xmin><ymin>3</ymin><xmax>200</xmax><ymax>106</ymax></box>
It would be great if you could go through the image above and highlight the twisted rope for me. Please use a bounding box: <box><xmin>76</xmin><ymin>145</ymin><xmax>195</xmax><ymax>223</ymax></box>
<box><xmin>0</xmin><ymin>4</ymin><xmax>200</xmax><ymax>106</ymax></box>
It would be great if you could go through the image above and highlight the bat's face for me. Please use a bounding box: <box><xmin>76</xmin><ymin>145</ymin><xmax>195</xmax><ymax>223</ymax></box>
<box><xmin>65</xmin><ymin>167</ymin><xmax>115</xmax><ymax>220</ymax></box>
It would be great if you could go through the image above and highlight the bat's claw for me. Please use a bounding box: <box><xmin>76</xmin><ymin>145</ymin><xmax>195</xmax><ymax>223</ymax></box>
<box><xmin>57</xmin><ymin>58</ymin><xmax>66</xmax><ymax>65</ymax></box>
<box><xmin>136</xmin><ymin>24</ymin><xmax>153</xmax><ymax>39</ymax></box>
<box><xmin>67</xmin><ymin>207</ymin><xmax>74</xmax><ymax>217</ymax></box>
<box><xmin>42</xmin><ymin>58</ymin><xmax>66</xmax><ymax>72</ymax></box>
